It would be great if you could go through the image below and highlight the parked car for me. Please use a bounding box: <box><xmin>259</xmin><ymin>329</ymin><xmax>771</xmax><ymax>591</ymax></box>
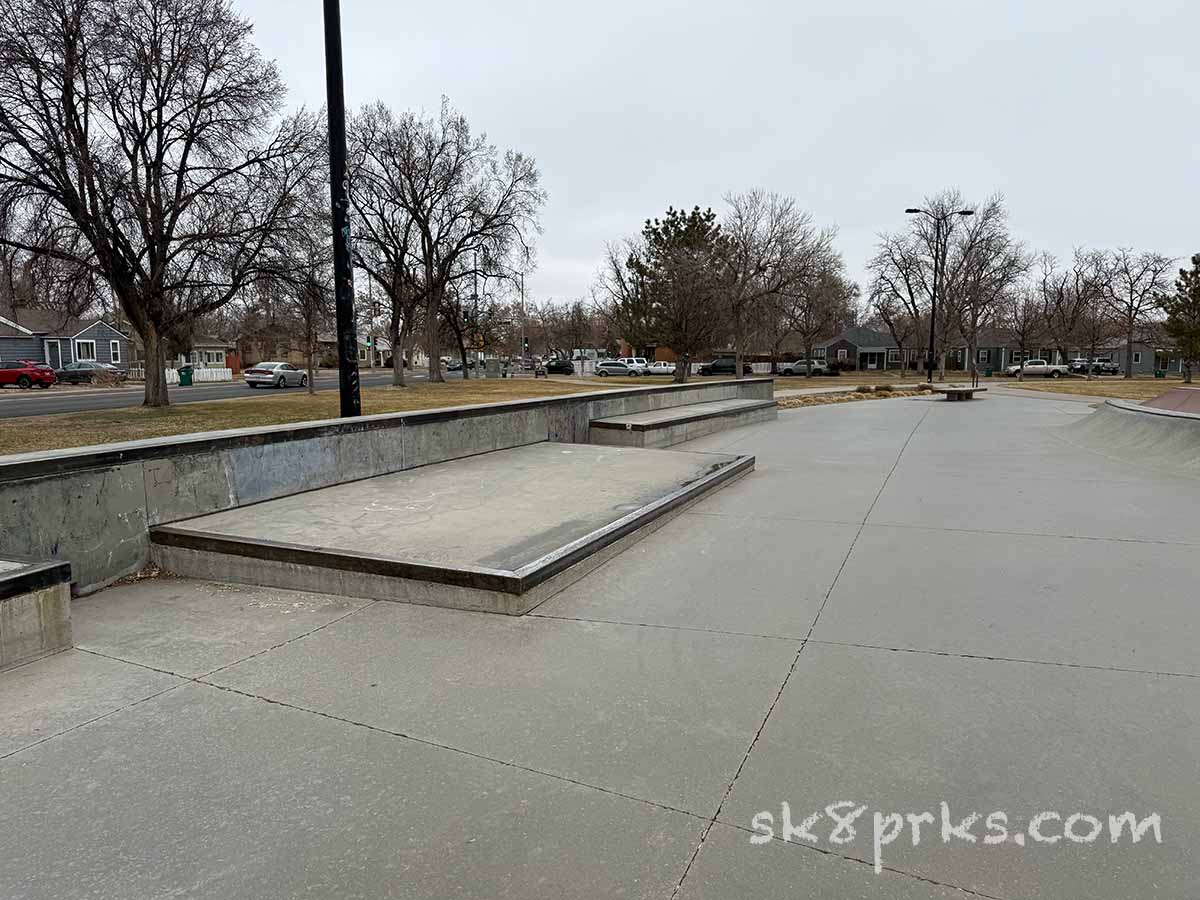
<box><xmin>0</xmin><ymin>359</ymin><xmax>56</xmax><ymax>389</ymax></box>
<box><xmin>54</xmin><ymin>361</ymin><xmax>127</xmax><ymax>384</ymax></box>
<box><xmin>778</xmin><ymin>359</ymin><xmax>835</xmax><ymax>376</ymax></box>
<box><xmin>1004</xmin><ymin>359</ymin><xmax>1070</xmax><ymax>378</ymax></box>
<box><xmin>617</xmin><ymin>357</ymin><xmax>649</xmax><ymax>373</ymax></box>
<box><xmin>244</xmin><ymin>361</ymin><xmax>308</xmax><ymax>388</ymax></box>
<box><xmin>446</xmin><ymin>360</ymin><xmax>464</xmax><ymax>371</ymax></box>
<box><xmin>1089</xmin><ymin>358</ymin><xmax>1121</xmax><ymax>375</ymax></box>
<box><xmin>544</xmin><ymin>358</ymin><xmax>575</xmax><ymax>375</ymax></box>
<box><xmin>595</xmin><ymin>359</ymin><xmax>642</xmax><ymax>377</ymax></box>
<box><xmin>646</xmin><ymin>360</ymin><xmax>676</xmax><ymax>376</ymax></box>
<box><xmin>699</xmin><ymin>358</ymin><xmax>753</xmax><ymax>376</ymax></box>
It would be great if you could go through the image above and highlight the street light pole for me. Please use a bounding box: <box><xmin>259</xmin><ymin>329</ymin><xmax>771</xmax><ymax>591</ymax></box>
<box><xmin>905</xmin><ymin>206</ymin><xmax>974</xmax><ymax>383</ymax></box>
<box><xmin>322</xmin><ymin>0</ymin><xmax>361</xmax><ymax>417</ymax></box>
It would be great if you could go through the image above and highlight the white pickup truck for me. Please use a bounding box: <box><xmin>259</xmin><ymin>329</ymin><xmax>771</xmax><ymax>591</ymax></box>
<box><xmin>1004</xmin><ymin>359</ymin><xmax>1071</xmax><ymax>378</ymax></box>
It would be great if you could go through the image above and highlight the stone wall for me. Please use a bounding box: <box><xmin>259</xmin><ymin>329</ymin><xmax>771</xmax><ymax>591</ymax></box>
<box><xmin>0</xmin><ymin>379</ymin><xmax>773</xmax><ymax>593</ymax></box>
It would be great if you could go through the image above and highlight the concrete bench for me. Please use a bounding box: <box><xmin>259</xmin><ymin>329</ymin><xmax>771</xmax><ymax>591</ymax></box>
<box><xmin>1</xmin><ymin>557</ymin><xmax>73</xmax><ymax>670</ymax></box>
<box><xmin>934</xmin><ymin>386</ymin><xmax>988</xmax><ymax>402</ymax></box>
<box><xmin>589</xmin><ymin>398</ymin><xmax>777</xmax><ymax>449</ymax></box>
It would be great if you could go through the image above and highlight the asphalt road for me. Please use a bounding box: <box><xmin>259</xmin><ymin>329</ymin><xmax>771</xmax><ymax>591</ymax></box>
<box><xmin>0</xmin><ymin>369</ymin><xmax>468</xmax><ymax>418</ymax></box>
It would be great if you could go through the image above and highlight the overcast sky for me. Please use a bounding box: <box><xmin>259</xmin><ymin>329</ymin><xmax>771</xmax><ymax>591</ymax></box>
<box><xmin>239</xmin><ymin>0</ymin><xmax>1198</xmax><ymax>306</ymax></box>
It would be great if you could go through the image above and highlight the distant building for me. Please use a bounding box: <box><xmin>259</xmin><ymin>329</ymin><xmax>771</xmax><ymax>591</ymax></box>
<box><xmin>0</xmin><ymin>307</ymin><xmax>132</xmax><ymax>369</ymax></box>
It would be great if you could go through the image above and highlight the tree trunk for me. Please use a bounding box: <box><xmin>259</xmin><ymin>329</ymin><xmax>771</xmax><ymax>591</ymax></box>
<box><xmin>1124</xmin><ymin>325</ymin><xmax>1134</xmax><ymax>379</ymax></box>
<box><xmin>1184</xmin><ymin>362</ymin><xmax>1193</xmax><ymax>384</ymax></box>
<box><xmin>142</xmin><ymin>321</ymin><xmax>170</xmax><ymax>407</ymax></box>
<box><xmin>673</xmin><ymin>354</ymin><xmax>689</xmax><ymax>384</ymax></box>
<box><xmin>733</xmin><ymin>314</ymin><xmax>745</xmax><ymax>380</ymax></box>
<box><xmin>389</xmin><ymin>313</ymin><xmax>405</xmax><ymax>387</ymax></box>
<box><xmin>457</xmin><ymin>332</ymin><xmax>470</xmax><ymax>380</ymax></box>
<box><xmin>427</xmin><ymin>287</ymin><xmax>444</xmax><ymax>383</ymax></box>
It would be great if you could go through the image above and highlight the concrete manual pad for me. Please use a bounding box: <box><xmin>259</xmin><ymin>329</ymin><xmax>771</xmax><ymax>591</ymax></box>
<box><xmin>0</xmin><ymin>682</ymin><xmax>703</xmax><ymax>900</ymax></box>
<box><xmin>151</xmin><ymin>442</ymin><xmax>751</xmax><ymax>612</ymax></box>
<box><xmin>205</xmin><ymin>599</ymin><xmax>798</xmax><ymax>814</ymax></box>
<box><xmin>721</xmin><ymin>643</ymin><xmax>1198</xmax><ymax>900</ymax></box>
<box><xmin>72</xmin><ymin>578</ymin><xmax>371</xmax><ymax>678</ymax></box>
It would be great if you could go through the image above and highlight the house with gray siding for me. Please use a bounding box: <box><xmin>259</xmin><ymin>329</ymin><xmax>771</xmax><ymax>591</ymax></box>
<box><xmin>0</xmin><ymin>308</ymin><xmax>132</xmax><ymax>369</ymax></box>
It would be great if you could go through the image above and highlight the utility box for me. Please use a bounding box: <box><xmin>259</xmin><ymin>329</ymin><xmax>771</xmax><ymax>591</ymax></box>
<box><xmin>485</xmin><ymin>358</ymin><xmax>501</xmax><ymax>379</ymax></box>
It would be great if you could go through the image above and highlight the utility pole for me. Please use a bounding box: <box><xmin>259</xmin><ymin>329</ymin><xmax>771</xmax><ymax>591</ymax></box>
<box><xmin>323</xmin><ymin>0</ymin><xmax>361</xmax><ymax>416</ymax></box>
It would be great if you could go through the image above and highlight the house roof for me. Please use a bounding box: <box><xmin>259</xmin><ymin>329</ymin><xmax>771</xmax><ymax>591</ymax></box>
<box><xmin>820</xmin><ymin>326</ymin><xmax>897</xmax><ymax>350</ymax></box>
<box><xmin>0</xmin><ymin>305</ymin><xmax>127</xmax><ymax>339</ymax></box>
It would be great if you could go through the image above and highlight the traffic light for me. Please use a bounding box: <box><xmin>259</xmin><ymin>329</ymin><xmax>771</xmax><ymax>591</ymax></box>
<box><xmin>523</xmin><ymin>338</ymin><xmax>529</xmax><ymax>352</ymax></box>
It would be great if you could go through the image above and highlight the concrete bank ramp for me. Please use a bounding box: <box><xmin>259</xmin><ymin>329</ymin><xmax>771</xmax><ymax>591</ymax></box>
<box><xmin>1058</xmin><ymin>399</ymin><xmax>1200</xmax><ymax>480</ymax></box>
<box><xmin>151</xmin><ymin>442</ymin><xmax>753</xmax><ymax>615</ymax></box>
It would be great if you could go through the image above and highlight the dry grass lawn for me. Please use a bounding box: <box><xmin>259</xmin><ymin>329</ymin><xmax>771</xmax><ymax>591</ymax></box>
<box><xmin>996</xmin><ymin>377</ymin><xmax>1186</xmax><ymax>402</ymax></box>
<box><xmin>0</xmin><ymin>379</ymin><xmax>620</xmax><ymax>456</ymax></box>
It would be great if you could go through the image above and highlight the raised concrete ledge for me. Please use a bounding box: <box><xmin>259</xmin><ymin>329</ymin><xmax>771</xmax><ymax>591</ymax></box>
<box><xmin>590</xmin><ymin>399</ymin><xmax>777</xmax><ymax>432</ymax></box>
<box><xmin>149</xmin><ymin>445</ymin><xmax>755</xmax><ymax>615</ymax></box>
<box><xmin>590</xmin><ymin>399</ymin><xmax>778</xmax><ymax>449</ymax></box>
<box><xmin>0</xmin><ymin>557</ymin><xmax>73</xmax><ymax>670</ymax></box>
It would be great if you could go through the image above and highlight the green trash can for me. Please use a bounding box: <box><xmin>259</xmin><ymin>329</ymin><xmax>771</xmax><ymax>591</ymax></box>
<box><xmin>984</xmin><ymin>367</ymin><xmax>994</xmax><ymax>377</ymax></box>
<box><xmin>1154</xmin><ymin>369</ymin><xmax>1166</xmax><ymax>379</ymax></box>
<box><xmin>177</xmin><ymin>365</ymin><xmax>194</xmax><ymax>386</ymax></box>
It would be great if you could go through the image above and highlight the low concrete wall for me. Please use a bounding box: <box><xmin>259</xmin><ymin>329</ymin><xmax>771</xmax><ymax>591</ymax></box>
<box><xmin>0</xmin><ymin>379</ymin><xmax>772</xmax><ymax>593</ymax></box>
<box><xmin>1</xmin><ymin>559</ymin><xmax>73</xmax><ymax>670</ymax></box>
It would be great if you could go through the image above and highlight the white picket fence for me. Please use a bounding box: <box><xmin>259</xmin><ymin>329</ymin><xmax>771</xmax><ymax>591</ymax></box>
<box><xmin>127</xmin><ymin>366</ymin><xmax>233</xmax><ymax>384</ymax></box>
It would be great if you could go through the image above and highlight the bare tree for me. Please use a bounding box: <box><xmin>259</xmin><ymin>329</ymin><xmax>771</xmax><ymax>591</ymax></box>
<box><xmin>952</xmin><ymin>197</ymin><xmax>1027</xmax><ymax>380</ymax></box>
<box><xmin>868</xmin><ymin>233</ymin><xmax>928</xmax><ymax>373</ymax></box>
<box><xmin>784</xmin><ymin>256</ymin><xmax>856</xmax><ymax>376</ymax></box>
<box><xmin>350</xmin><ymin>100</ymin><xmax>544</xmax><ymax>383</ymax></box>
<box><xmin>348</xmin><ymin>105</ymin><xmax>426</xmax><ymax>387</ymax></box>
<box><xmin>719</xmin><ymin>191</ymin><xmax>832</xmax><ymax>378</ymax></box>
<box><xmin>1103</xmin><ymin>249</ymin><xmax>1174</xmax><ymax>378</ymax></box>
<box><xmin>0</xmin><ymin>0</ymin><xmax>316</xmax><ymax>406</ymax></box>
<box><xmin>1040</xmin><ymin>249</ymin><xmax>1106</xmax><ymax>374</ymax></box>
<box><xmin>998</xmin><ymin>281</ymin><xmax>1045</xmax><ymax>381</ymax></box>
<box><xmin>595</xmin><ymin>240</ymin><xmax>656</xmax><ymax>354</ymax></box>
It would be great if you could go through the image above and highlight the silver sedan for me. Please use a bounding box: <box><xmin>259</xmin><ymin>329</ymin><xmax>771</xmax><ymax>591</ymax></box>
<box><xmin>244</xmin><ymin>362</ymin><xmax>308</xmax><ymax>388</ymax></box>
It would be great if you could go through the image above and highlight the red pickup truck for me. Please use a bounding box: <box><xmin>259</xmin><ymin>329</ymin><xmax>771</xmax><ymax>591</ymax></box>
<box><xmin>0</xmin><ymin>360</ymin><xmax>56</xmax><ymax>389</ymax></box>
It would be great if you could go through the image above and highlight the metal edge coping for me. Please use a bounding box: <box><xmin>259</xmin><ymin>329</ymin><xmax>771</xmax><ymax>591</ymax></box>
<box><xmin>512</xmin><ymin>453</ymin><xmax>756</xmax><ymax>590</ymax></box>
<box><xmin>0</xmin><ymin>559</ymin><xmax>73</xmax><ymax>601</ymax></box>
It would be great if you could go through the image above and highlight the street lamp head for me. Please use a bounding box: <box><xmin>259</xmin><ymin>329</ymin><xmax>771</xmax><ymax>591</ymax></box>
<box><xmin>904</xmin><ymin>208</ymin><xmax>922</xmax><ymax>214</ymax></box>
<box><xmin>957</xmin><ymin>209</ymin><xmax>975</xmax><ymax>216</ymax></box>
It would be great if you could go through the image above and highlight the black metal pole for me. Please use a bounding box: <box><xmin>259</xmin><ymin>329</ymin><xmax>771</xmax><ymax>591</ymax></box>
<box><xmin>927</xmin><ymin>217</ymin><xmax>940</xmax><ymax>384</ymax></box>
<box><xmin>323</xmin><ymin>0</ymin><xmax>361</xmax><ymax>417</ymax></box>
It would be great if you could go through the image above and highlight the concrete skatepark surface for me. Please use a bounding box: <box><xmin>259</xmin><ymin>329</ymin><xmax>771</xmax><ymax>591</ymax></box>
<box><xmin>2</xmin><ymin>392</ymin><xmax>1197</xmax><ymax>899</ymax></box>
